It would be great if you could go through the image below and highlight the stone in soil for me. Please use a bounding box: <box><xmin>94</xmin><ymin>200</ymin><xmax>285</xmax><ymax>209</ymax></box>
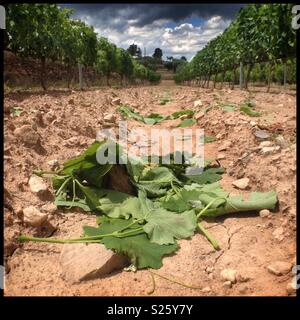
<box><xmin>193</xmin><ymin>100</ymin><xmax>203</xmax><ymax>107</ymax></box>
<box><xmin>218</xmin><ymin>141</ymin><xmax>232</xmax><ymax>151</ymax></box>
<box><xmin>59</xmin><ymin>243</ymin><xmax>128</xmax><ymax>283</ymax></box>
<box><xmin>23</xmin><ymin>206</ymin><xmax>48</xmax><ymax>227</ymax></box>
<box><xmin>195</xmin><ymin>112</ymin><xmax>205</xmax><ymax>120</ymax></box>
<box><xmin>13</xmin><ymin>125</ymin><xmax>39</xmax><ymax>146</ymax></box>
<box><xmin>232</xmin><ymin>178</ymin><xmax>249</xmax><ymax>190</ymax></box>
<box><xmin>272</xmin><ymin>227</ymin><xmax>284</xmax><ymax>242</ymax></box>
<box><xmin>28</xmin><ymin>175</ymin><xmax>48</xmax><ymax>195</ymax></box>
<box><xmin>286</xmin><ymin>278</ymin><xmax>297</xmax><ymax>295</ymax></box>
<box><xmin>259</xmin><ymin>209</ymin><xmax>271</xmax><ymax>218</ymax></box>
<box><xmin>217</xmin><ymin>153</ymin><xmax>226</xmax><ymax>160</ymax></box>
<box><xmin>267</xmin><ymin>261</ymin><xmax>292</xmax><ymax>276</ymax></box>
<box><xmin>220</xmin><ymin>269</ymin><xmax>237</xmax><ymax>283</ymax></box>
<box><xmin>259</xmin><ymin>141</ymin><xmax>272</xmax><ymax>148</ymax></box>
<box><xmin>112</xmin><ymin>97</ymin><xmax>121</xmax><ymax>105</ymax></box>
<box><xmin>261</xmin><ymin>146</ymin><xmax>280</xmax><ymax>155</ymax></box>
<box><xmin>47</xmin><ymin>159</ymin><xmax>59</xmax><ymax>170</ymax></box>
<box><xmin>103</xmin><ymin>113</ymin><xmax>116</xmax><ymax>123</ymax></box>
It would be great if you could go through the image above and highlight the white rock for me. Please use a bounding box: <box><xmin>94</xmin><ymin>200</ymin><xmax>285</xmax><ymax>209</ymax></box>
<box><xmin>267</xmin><ymin>261</ymin><xmax>292</xmax><ymax>276</ymax></box>
<box><xmin>206</xmin><ymin>266</ymin><xmax>214</xmax><ymax>274</ymax></box>
<box><xmin>202</xmin><ymin>286</ymin><xmax>212</xmax><ymax>293</ymax></box>
<box><xmin>217</xmin><ymin>153</ymin><xmax>226</xmax><ymax>160</ymax></box>
<box><xmin>195</xmin><ymin>112</ymin><xmax>205</xmax><ymax>120</ymax></box>
<box><xmin>259</xmin><ymin>209</ymin><xmax>271</xmax><ymax>218</ymax></box>
<box><xmin>23</xmin><ymin>206</ymin><xmax>48</xmax><ymax>227</ymax></box>
<box><xmin>232</xmin><ymin>178</ymin><xmax>249</xmax><ymax>190</ymax></box>
<box><xmin>193</xmin><ymin>100</ymin><xmax>203</xmax><ymax>107</ymax></box>
<box><xmin>13</xmin><ymin>125</ymin><xmax>39</xmax><ymax>146</ymax></box>
<box><xmin>220</xmin><ymin>269</ymin><xmax>237</xmax><ymax>283</ymax></box>
<box><xmin>286</xmin><ymin>277</ymin><xmax>297</xmax><ymax>295</ymax></box>
<box><xmin>47</xmin><ymin>159</ymin><xmax>59</xmax><ymax>169</ymax></box>
<box><xmin>112</xmin><ymin>97</ymin><xmax>121</xmax><ymax>105</ymax></box>
<box><xmin>250</xmin><ymin>121</ymin><xmax>257</xmax><ymax>126</ymax></box>
<box><xmin>272</xmin><ymin>227</ymin><xmax>284</xmax><ymax>241</ymax></box>
<box><xmin>103</xmin><ymin>113</ymin><xmax>116</xmax><ymax>123</ymax></box>
<box><xmin>218</xmin><ymin>141</ymin><xmax>232</xmax><ymax>151</ymax></box>
<box><xmin>222</xmin><ymin>281</ymin><xmax>232</xmax><ymax>289</ymax></box>
<box><xmin>259</xmin><ymin>141</ymin><xmax>272</xmax><ymax>148</ymax></box>
<box><xmin>60</xmin><ymin>243</ymin><xmax>127</xmax><ymax>283</ymax></box>
<box><xmin>261</xmin><ymin>146</ymin><xmax>280</xmax><ymax>154</ymax></box>
<box><xmin>28</xmin><ymin>175</ymin><xmax>48</xmax><ymax>194</ymax></box>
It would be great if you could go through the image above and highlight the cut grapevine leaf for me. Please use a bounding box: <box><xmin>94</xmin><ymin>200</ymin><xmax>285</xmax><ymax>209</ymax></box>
<box><xmin>83</xmin><ymin>217</ymin><xmax>178</xmax><ymax>269</ymax></box>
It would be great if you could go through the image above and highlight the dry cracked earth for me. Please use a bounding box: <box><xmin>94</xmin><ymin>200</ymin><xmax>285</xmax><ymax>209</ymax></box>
<box><xmin>3</xmin><ymin>82</ymin><xmax>297</xmax><ymax>296</ymax></box>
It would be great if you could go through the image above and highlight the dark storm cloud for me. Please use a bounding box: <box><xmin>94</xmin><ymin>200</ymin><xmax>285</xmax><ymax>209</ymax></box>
<box><xmin>62</xmin><ymin>3</ymin><xmax>245</xmax><ymax>27</ymax></box>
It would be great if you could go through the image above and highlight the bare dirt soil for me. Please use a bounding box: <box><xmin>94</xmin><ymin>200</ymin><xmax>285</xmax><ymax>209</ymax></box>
<box><xmin>3</xmin><ymin>82</ymin><xmax>296</xmax><ymax>296</ymax></box>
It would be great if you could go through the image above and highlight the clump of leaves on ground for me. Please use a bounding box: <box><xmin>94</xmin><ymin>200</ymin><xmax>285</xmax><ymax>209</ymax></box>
<box><xmin>20</xmin><ymin>140</ymin><xmax>278</xmax><ymax>270</ymax></box>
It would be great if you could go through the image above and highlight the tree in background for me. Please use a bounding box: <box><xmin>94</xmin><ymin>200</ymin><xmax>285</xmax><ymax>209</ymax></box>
<box><xmin>96</xmin><ymin>37</ymin><xmax>118</xmax><ymax>86</ymax></box>
<box><xmin>116</xmin><ymin>48</ymin><xmax>134</xmax><ymax>85</ymax></box>
<box><xmin>6</xmin><ymin>4</ymin><xmax>72</xmax><ymax>90</ymax></box>
<box><xmin>153</xmin><ymin>48</ymin><xmax>163</xmax><ymax>60</ymax></box>
<box><xmin>127</xmin><ymin>44</ymin><xmax>142</xmax><ymax>58</ymax></box>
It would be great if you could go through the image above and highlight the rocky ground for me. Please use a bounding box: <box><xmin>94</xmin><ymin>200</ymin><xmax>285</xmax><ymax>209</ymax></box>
<box><xmin>3</xmin><ymin>82</ymin><xmax>297</xmax><ymax>296</ymax></box>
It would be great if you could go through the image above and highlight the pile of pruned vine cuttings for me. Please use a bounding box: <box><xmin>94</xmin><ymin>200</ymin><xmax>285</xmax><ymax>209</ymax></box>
<box><xmin>19</xmin><ymin>140</ymin><xmax>278</xmax><ymax>270</ymax></box>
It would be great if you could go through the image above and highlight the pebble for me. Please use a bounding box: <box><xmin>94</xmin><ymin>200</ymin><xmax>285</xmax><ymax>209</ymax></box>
<box><xmin>47</xmin><ymin>159</ymin><xmax>59</xmax><ymax>170</ymax></box>
<box><xmin>28</xmin><ymin>175</ymin><xmax>48</xmax><ymax>194</ymax></box>
<box><xmin>60</xmin><ymin>243</ymin><xmax>127</xmax><ymax>283</ymax></box>
<box><xmin>103</xmin><ymin>113</ymin><xmax>116</xmax><ymax>123</ymax></box>
<box><xmin>218</xmin><ymin>141</ymin><xmax>232</xmax><ymax>151</ymax></box>
<box><xmin>68</xmin><ymin>98</ymin><xmax>74</xmax><ymax>105</ymax></box>
<box><xmin>13</xmin><ymin>125</ymin><xmax>39</xmax><ymax>146</ymax></box>
<box><xmin>267</xmin><ymin>261</ymin><xmax>292</xmax><ymax>276</ymax></box>
<box><xmin>272</xmin><ymin>227</ymin><xmax>284</xmax><ymax>242</ymax></box>
<box><xmin>195</xmin><ymin>112</ymin><xmax>205</xmax><ymax>120</ymax></box>
<box><xmin>112</xmin><ymin>97</ymin><xmax>121</xmax><ymax>105</ymax></box>
<box><xmin>286</xmin><ymin>278</ymin><xmax>297</xmax><ymax>295</ymax></box>
<box><xmin>259</xmin><ymin>209</ymin><xmax>271</xmax><ymax>218</ymax></box>
<box><xmin>261</xmin><ymin>146</ymin><xmax>280</xmax><ymax>154</ymax></box>
<box><xmin>193</xmin><ymin>100</ymin><xmax>203</xmax><ymax>107</ymax></box>
<box><xmin>222</xmin><ymin>281</ymin><xmax>232</xmax><ymax>289</ymax></box>
<box><xmin>232</xmin><ymin>178</ymin><xmax>249</xmax><ymax>190</ymax></box>
<box><xmin>259</xmin><ymin>141</ymin><xmax>272</xmax><ymax>147</ymax></box>
<box><xmin>23</xmin><ymin>206</ymin><xmax>48</xmax><ymax>227</ymax></box>
<box><xmin>217</xmin><ymin>153</ymin><xmax>226</xmax><ymax>160</ymax></box>
<box><xmin>220</xmin><ymin>269</ymin><xmax>237</xmax><ymax>283</ymax></box>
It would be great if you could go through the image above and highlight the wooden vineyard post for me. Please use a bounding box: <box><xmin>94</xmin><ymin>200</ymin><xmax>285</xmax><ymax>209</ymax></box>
<box><xmin>78</xmin><ymin>63</ymin><xmax>83</xmax><ymax>90</ymax></box>
<box><xmin>283</xmin><ymin>61</ymin><xmax>287</xmax><ymax>87</ymax></box>
<box><xmin>239</xmin><ymin>62</ymin><xmax>244</xmax><ymax>89</ymax></box>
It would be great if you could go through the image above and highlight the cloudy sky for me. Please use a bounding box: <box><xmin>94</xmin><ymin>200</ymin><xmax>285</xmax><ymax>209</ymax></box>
<box><xmin>61</xmin><ymin>4</ymin><xmax>245</xmax><ymax>60</ymax></box>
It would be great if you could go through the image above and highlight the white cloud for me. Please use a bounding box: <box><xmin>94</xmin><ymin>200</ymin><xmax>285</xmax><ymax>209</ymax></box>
<box><xmin>88</xmin><ymin>15</ymin><xmax>231</xmax><ymax>60</ymax></box>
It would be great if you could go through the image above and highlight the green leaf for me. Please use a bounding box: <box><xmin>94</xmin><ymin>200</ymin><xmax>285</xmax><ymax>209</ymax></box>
<box><xmin>100</xmin><ymin>196</ymin><xmax>142</xmax><ymax>219</ymax></box>
<box><xmin>170</xmin><ymin>109</ymin><xmax>194</xmax><ymax>119</ymax></box>
<box><xmin>240</xmin><ymin>105</ymin><xmax>261</xmax><ymax>117</ymax></box>
<box><xmin>186</xmin><ymin>167</ymin><xmax>225</xmax><ymax>184</ymax></box>
<box><xmin>201</xmin><ymin>190</ymin><xmax>278</xmax><ymax>217</ymax></box>
<box><xmin>83</xmin><ymin>217</ymin><xmax>178</xmax><ymax>269</ymax></box>
<box><xmin>143</xmin><ymin>209</ymin><xmax>197</xmax><ymax>245</ymax></box>
<box><xmin>204</xmin><ymin>135</ymin><xmax>216</xmax><ymax>143</ymax></box>
<box><xmin>177</xmin><ymin>118</ymin><xmax>197</xmax><ymax>127</ymax></box>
